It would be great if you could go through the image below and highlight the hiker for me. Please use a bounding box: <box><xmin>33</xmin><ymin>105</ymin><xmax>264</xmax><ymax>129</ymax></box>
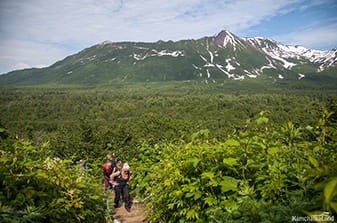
<box><xmin>110</xmin><ymin>160</ymin><xmax>123</xmax><ymax>188</ymax></box>
<box><xmin>107</xmin><ymin>153</ymin><xmax>116</xmax><ymax>168</ymax></box>
<box><xmin>102</xmin><ymin>160</ymin><xmax>113</xmax><ymax>192</ymax></box>
<box><xmin>110</xmin><ymin>160</ymin><xmax>123</xmax><ymax>208</ymax></box>
<box><xmin>111</xmin><ymin>163</ymin><xmax>133</xmax><ymax>212</ymax></box>
<box><xmin>114</xmin><ymin>160</ymin><xmax>123</xmax><ymax>173</ymax></box>
<box><xmin>79</xmin><ymin>159</ymin><xmax>88</xmax><ymax>170</ymax></box>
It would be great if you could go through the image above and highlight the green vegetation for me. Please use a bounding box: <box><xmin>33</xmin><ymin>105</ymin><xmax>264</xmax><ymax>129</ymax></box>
<box><xmin>134</xmin><ymin>111</ymin><xmax>337</xmax><ymax>222</ymax></box>
<box><xmin>0</xmin><ymin>85</ymin><xmax>336</xmax><ymax>222</ymax></box>
<box><xmin>1</xmin><ymin>35</ymin><xmax>336</xmax><ymax>87</ymax></box>
<box><xmin>0</xmin><ymin>131</ymin><xmax>106</xmax><ymax>223</ymax></box>
<box><xmin>1</xmin><ymin>86</ymin><xmax>335</xmax><ymax>160</ymax></box>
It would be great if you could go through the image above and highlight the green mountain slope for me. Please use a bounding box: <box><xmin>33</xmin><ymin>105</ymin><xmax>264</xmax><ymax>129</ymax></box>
<box><xmin>0</xmin><ymin>30</ymin><xmax>336</xmax><ymax>87</ymax></box>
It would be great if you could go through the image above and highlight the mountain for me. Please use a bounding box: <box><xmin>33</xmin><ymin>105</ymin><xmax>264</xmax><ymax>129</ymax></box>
<box><xmin>0</xmin><ymin>30</ymin><xmax>336</xmax><ymax>86</ymax></box>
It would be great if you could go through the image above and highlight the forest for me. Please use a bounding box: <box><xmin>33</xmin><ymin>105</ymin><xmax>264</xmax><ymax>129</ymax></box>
<box><xmin>0</xmin><ymin>84</ymin><xmax>336</xmax><ymax>222</ymax></box>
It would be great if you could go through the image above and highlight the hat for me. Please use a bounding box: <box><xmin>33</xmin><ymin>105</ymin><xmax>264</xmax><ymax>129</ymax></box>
<box><xmin>123</xmin><ymin>163</ymin><xmax>130</xmax><ymax>170</ymax></box>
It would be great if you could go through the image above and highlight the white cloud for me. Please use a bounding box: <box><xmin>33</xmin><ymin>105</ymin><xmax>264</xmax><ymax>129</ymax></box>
<box><xmin>0</xmin><ymin>0</ymin><xmax>304</xmax><ymax>43</ymax></box>
<box><xmin>0</xmin><ymin>0</ymin><xmax>336</xmax><ymax>73</ymax></box>
<box><xmin>10</xmin><ymin>62</ymin><xmax>47</xmax><ymax>72</ymax></box>
<box><xmin>12</xmin><ymin>62</ymin><xmax>30</xmax><ymax>70</ymax></box>
<box><xmin>0</xmin><ymin>40</ymin><xmax>70</xmax><ymax>74</ymax></box>
<box><xmin>274</xmin><ymin>22</ymin><xmax>337</xmax><ymax>49</ymax></box>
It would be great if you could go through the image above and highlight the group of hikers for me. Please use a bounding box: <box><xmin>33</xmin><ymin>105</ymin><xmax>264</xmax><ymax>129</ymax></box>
<box><xmin>102</xmin><ymin>153</ymin><xmax>133</xmax><ymax>212</ymax></box>
<box><xmin>78</xmin><ymin>154</ymin><xmax>133</xmax><ymax>212</ymax></box>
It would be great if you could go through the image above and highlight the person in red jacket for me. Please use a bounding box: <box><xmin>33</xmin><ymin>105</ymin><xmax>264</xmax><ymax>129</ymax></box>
<box><xmin>102</xmin><ymin>161</ymin><xmax>113</xmax><ymax>192</ymax></box>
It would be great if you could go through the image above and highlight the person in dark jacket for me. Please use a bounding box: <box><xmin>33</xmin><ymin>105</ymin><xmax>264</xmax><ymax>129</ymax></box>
<box><xmin>110</xmin><ymin>160</ymin><xmax>123</xmax><ymax>189</ymax></box>
<box><xmin>107</xmin><ymin>153</ymin><xmax>116</xmax><ymax>168</ymax></box>
<box><xmin>111</xmin><ymin>163</ymin><xmax>133</xmax><ymax>212</ymax></box>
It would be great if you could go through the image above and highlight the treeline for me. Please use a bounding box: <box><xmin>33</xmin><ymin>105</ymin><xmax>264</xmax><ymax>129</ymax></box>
<box><xmin>0</xmin><ymin>87</ymin><xmax>336</xmax><ymax>222</ymax></box>
<box><xmin>0</xmin><ymin>88</ymin><xmax>335</xmax><ymax>162</ymax></box>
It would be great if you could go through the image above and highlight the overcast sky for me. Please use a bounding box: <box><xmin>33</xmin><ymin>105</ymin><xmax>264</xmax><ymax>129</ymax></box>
<box><xmin>0</xmin><ymin>0</ymin><xmax>337</xmax><ymax>74</ymax></box>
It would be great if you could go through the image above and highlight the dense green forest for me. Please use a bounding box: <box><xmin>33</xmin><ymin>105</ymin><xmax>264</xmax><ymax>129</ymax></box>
<box><xmin>1</xmin><ymin>85</ymin><xmax>337</xmax><ymax>222</ymax></box>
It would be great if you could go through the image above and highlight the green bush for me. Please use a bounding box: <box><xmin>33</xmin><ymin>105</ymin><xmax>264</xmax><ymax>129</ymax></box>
<box><xmin>133</xmin><ymin>112</ymin><xmax>337</xmax><ymax>222</ymax></box>
<box><xmin>0</xmin><ymin>135</ymin><xmax>106</xmax><ymax>223</ymax></box>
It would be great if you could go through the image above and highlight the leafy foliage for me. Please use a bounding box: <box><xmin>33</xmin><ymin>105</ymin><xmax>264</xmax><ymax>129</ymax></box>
<box><xmin>0</xmin><ymin>87</ymin><xmax>336</xmax><ymax>222</ymax></box>
<box><xmin>0</xmin><ymin>135</ymin><xmax>106</xmax><ymax>223</ymax></box>
<box><xmin>133</xmin><ymin>112</ymin><xmax>337</xmax><ymax>222</ymax></box>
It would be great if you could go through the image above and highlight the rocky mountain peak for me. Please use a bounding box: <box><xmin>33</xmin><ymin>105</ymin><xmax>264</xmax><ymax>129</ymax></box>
<box><xmin>214</xmin><ymin>30</ymin><xmax>245</xmax><ymax>50</ymax></box>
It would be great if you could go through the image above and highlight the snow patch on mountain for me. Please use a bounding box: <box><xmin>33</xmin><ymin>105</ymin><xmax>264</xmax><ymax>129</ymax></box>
<box><xmin>298</xmin><ymin>73</ymin><xmax>305</xmax><ymax>79</ymax></box>
<box><xmin>204</xmin><ymin>63</ymin><xmax>215</xmax><ymax>67</ymax></box>
<box><xmin>225</xmin><ymin>58</ymin><xmax>236</xmax><ymax>71</ymax></box>
<box><xmin>132</xmin><ymin>50</ymin><xmax>184</xmax><ymax>61</ymax></box>
<box><xmin>192</xmin><ymin>64</ymin><xmax>202</xmax><ymax>70</ymax></box>
<box><xmin>268</xmin><ymin>52</ymin><xmax>296</xmax><ymax>69</ymax></box>
<box><xmin>200</xmin><ymin>54</ymin><xmax>215</xmax><ymax>68</ymax></box>
<box><xmin>200</xmin><ymin>55</ymin><xmax>208</xmax><ymax>62</ymax></box>
<box><xmin>215</xmin><ymin>64</ymin><xmax>236</xmax><ymax>79</ymax></box>
<box><xmin>134</xmin><ymin>46</ymin><xmax>149</xmax><ymax>50</ymax></box>
<box><xmin>233</xmin><ymin>76</ymin><xmax>245</xmax><ymax>80</ymax></box>
<box><xmin>206</xmin><ymin>39</ymin><xmax>214</xmax><ymax>63</ymax></box>
<box><xmin>244</xmin><ymin>70</ymin><xmax>257</xmax><ymax>78</ymax></box>
<box><xmin>245</xmin><ymin>37</ymin><xmax>337</xmax><ymax>71</ymax></box>
<box><xmin>132</xmin><ymin>53</ymin><xmax>149</xmax><ymax>61</ymax></box>
<box><xmin>206</xmin><ymin>69</ymin><xmax>211</xmax><ymax>78</ymax></box>
<box><xmin>208</xmin><ymin>49</ymin><xmax>214</xmax><ymax>63</ymax></box>
<box><xmin>275</xmin><ymin>44</ymin><xmax>337</xmax><ymax>71</ymax></box>
<box><xmin>260</xmin><ymin>57</ymin><xmax>276</xmax><ymax>71</ymax></box>
<box><xmin>153</xmin><ymin>49</ymin><xmax>184</xmax><ymax>57</ymax></box>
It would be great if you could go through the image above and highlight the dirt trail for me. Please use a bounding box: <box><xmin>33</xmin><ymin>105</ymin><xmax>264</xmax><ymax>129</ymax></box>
<box><xmin>107</xmin><ymin>191</ymin><xmax>147</xmax><ymax>223</ymax></box>
<box><xmin>113</xmin><ymin>203</ymin><xmax>147</xmax><ymax>223</ymax></box>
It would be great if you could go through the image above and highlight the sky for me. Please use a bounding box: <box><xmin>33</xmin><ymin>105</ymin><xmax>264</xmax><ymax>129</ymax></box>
<box><xmin>0</xmin><ymin>0</ymin><xmax>337</xmax><ymax>74</ymax></box>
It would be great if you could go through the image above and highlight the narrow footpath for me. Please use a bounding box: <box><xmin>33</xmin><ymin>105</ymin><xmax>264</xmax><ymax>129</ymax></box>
<box><xmin>107</xmin><ymin>192</ymin><xmax>147</xmax><ymax>223</ymax></box>
<box><xmin>113</xmin><ymin>203</ymin><xmax>147</xmax><ymax>223</ymax></box>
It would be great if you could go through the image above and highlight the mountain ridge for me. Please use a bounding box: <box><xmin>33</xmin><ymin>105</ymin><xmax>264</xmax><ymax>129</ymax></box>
<box><xmin>0</xmin><ymin>30</ymin><xmax>336</xmax><ymax>87</ymax></box>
